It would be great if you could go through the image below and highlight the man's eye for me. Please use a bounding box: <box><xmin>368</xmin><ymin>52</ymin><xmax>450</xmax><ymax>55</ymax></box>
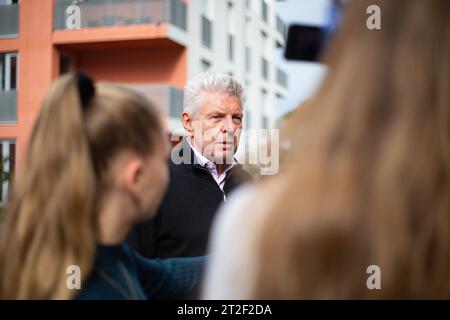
<box><xmin>211</xmin><ymin>115</ymin><xmax>221</xmax><ymax>119</ymax></box>
<box><xmin>233</xmin><ymin>117</ymin><xmax>242</xmax><ymax>123</ymax></box>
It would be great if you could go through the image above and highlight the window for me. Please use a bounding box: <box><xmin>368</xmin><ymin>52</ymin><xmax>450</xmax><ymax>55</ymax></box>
<box><xmin>260</xmin><ymin>31</ymin><xmax>269</xmax><ymax>80</ymax></box>
<box><xmin>261</xmin><ymin>0</ymin><xmax>268</xmax><ymax>23</ymax></box>
<box><xmin>0</xmin><ymin>52</ymin><xmax>17</xmax><ymax>122</ymax></box>
<box><xmin>276</xmin><ymin>14</ymin><xmax>286</xmax><ymax>40</ymax></box>
<box><xmin>244</xmin><ymin>108</ymin><xmax>251</xmax><ymax>129</ymax></box>
<box><xmin>261</xmin><ymin>57</ymin><xmax>268</xmax><ymax>80</ymax></box>
<box><xmin>261</xmin><ymin>88</ymin><xmax>268</xmax><ymax>110</ymax></box>
<box><xmin>276</xmin><ymin>67</ymin><xmax>288</xmax><ymax>87</ymax></box>
<box><xmin>244</xmin><ymin>81</ymin><xmax>251</xmax><ymax>129</ymax></box>
<box><xmin>245</xmin><ymin>16</ymin><xmax>252</xmax><ymax>42</ymax></box>
<box><xmin>200</xmin><ymin>0</ymin><xmax>214</xmax><ymax>49</ymax></box>
<box><xmin>261</xmin><ymin>30</ymin><xmax>270</xmax><ymax>57</ymax></box>
<box><xmin>201</xmin><ymin>15</ymin><xmax>213</xmax><ymax>49</ymax></box>
<box><xmin>0</xmin><ymin>52</ymin><xmax>17</xmax><ymax>91</ymax></box>
<box><xmin>245</xmin><ymin>17</ymin><xmax>252</xmax><ymax>70</ymax></box>
<box><xmin>276</xmin><ymin>93</ymin><xmax>284</xmax><ymax>117</ymax></box>
<box><xmin>261</xmin><ymin>89</ymin><xmax>269</xmax><ymax>129</ymax></box>
<box><xmin>262</xmin><ymin>115</ymin><xmax>269</xmax><ymax>129</ymax></box>
<box><xmin>245</xmin><ymin>46</ymin><xmax>251</xmax><ymax>72</ymax></box>
<box><xmin>59</xmin><ymin>54</ymin><xmax>74</xmax><ymax>75</ymax></box>
<box><xmin>201</xmin><ymin>59</ymin><xmax>211</xmax><ymax>72</ymax></box>
<box><xmin>169</xmin><ymin>87</ymin><xmax>183</xmax><ymax>118</ymax></box>
<box><xmin>228</xmin><ymin>34</ymin><xmax>234</xmax><ymax>62</ymax></box>
<box><xmin>0</xmin><ymin>0</ymin><xmax>19</xmax><ymax>37</ymax></box>
<box><xmin>245</xmin><ymin>0</ymin><xmax>251</xmax><ymax>11</ymax></box>
<box><xmin>227</xmin><ymin>1</ymin><xmax>236</xmax><ymax>62</ymax></box>
<box><xmin>0</xmin><ymin>139</ymin><xmax>16</xmax><ymax>207</ymax></box>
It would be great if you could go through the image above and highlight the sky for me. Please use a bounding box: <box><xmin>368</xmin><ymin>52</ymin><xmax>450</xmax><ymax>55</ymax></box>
<box><xmin>275</xmin><ymin>0</ymin><xmax>331</xmax><ymax>118</ymax></box>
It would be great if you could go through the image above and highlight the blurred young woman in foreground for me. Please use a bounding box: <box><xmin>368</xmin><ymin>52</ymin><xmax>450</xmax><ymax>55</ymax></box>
<box><xmin>0</xmin><ymin>74</ymin><xmax>204</xmax><ymax>299</ymax></box>
<box><xmin>203</xmin><ymin>0</ymin><xmax>450</xmax><ymax>299</ymax></box>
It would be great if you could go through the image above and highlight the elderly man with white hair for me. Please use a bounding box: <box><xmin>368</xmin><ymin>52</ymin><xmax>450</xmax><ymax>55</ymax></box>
<box><xmin>128</xmin><ymin>71</ymin><xmax>252</xmax><ymax>259</ymax></box>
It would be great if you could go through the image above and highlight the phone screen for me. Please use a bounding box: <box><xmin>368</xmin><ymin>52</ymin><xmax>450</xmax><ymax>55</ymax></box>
<box><xmin>284</xmin><ymin>25</ymin><xmax>326</xmax><ymax>62</ymax></box>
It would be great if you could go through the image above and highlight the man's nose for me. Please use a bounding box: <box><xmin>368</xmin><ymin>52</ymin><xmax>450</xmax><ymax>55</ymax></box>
<box><xmin>221</xmin><ymin>116</ymin><xmax>236</xmax><ymax>133</ymax></box>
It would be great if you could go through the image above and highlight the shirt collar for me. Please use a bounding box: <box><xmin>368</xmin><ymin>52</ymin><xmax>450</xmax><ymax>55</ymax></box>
<box><xmin>186</xmin><ymin>138</ymin><xmax>237</xmax><ymax>173</ymax></box>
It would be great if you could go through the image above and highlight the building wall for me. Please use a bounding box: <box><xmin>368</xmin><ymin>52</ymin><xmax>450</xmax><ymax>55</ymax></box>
<box><xmin>185</xmin><ymin>0</ymin><xmax>288</xmax><ymax>131</ymax></box>
<box><xmin>75</xmin><ymin>45</ymin><xmax>186</xmax><ymax>86</ymax></box>
<box><xmin>0</xmin><ymin>0</ymin><xmax>288</xmax><ymax>182</ymax></box>
<box><xmin>0</xmin><ymin>1</ymin><xmax>188</xmax><ymax>173</ymax></box>
<box><xmin>0</xmin><ymin>0</ymin><xmax>57</xmax><ymax>169</ymax></box>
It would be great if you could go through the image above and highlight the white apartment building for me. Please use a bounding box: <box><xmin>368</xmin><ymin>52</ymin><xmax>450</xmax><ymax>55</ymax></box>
<box><xmin>167</xmin><ymin>0</ymin><xmax>288</xmax><ymax>137</ymax></box>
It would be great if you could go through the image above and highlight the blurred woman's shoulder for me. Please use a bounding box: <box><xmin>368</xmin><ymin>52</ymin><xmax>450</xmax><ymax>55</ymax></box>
<box><xmin>203</xmin><ymin>180</ymin><xmax>284</xmax><ymax>299</ymax></box>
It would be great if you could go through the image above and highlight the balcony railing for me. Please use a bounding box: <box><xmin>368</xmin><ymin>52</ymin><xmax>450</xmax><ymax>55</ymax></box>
<box><xmin>0</xmin><ymin>90</ymin><xmax>17</xmax><ymax>123</ymax></box>
<box><xmin>276</xmin><ymin>67</ymin><xmax>288</xmax><ymax>88</ymax></box>
<box><xmin>0</xmin><ymin>4</ymin><xmax>19</xmax><ymax>38</ymax></box>
<box><xmin>54</xmin><ymin>0</ymin><xmax>186</xmax><ymax>31</ymax></box>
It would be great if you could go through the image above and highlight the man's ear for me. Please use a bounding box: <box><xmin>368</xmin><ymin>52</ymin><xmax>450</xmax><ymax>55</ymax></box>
<box><xmin>122</xmin><ymin>157</ymin><xmax>144</xmax><ymax>198</ymax></box>
<box><xmin>182</xmin><ymin>112</ymin><xmax>194</xmax><ymax>137</ymax></box>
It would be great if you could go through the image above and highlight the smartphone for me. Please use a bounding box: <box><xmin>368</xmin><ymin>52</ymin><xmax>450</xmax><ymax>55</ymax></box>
<box><xmin>284</xmin><ymin>24</ymin><xmax>326</xmax><ymax>62</ymax></box>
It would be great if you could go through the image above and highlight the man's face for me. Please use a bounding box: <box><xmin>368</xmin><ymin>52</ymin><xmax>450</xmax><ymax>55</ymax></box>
<box><xmin>183</xmin><ymin>91</ymin><xmax>243</xmax><ymax>164</ymax></box>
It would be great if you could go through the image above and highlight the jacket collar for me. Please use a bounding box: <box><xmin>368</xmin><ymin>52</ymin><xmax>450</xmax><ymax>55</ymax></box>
<box><xmin>171</xmin><ymin>138</ymin><xmax>242</xmax><ymax>174</ymax></box>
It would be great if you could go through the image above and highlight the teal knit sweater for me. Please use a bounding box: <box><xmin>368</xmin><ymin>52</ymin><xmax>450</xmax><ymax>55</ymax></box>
<box><xmin>76</xmin><ymin>243</ymin><xmax>205</xmax><ymax>300</ymax></box>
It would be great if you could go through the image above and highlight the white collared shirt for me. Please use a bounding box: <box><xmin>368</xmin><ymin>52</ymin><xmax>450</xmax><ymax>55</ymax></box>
<box><xmin>187</xmin><ymin>139</ymin><xmax>236</xmax><ymax>192</ymax></box>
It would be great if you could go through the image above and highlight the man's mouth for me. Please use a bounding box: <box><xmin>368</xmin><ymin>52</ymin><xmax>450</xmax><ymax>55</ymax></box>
<box><xmin>217</xmin><ymin>141</ymin><xmax>234</xmax><ymax>149</ymax></box>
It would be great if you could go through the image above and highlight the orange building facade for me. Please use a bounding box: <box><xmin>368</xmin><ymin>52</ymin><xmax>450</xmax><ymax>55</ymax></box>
<box><xmin>0</xmin><ymin>0</ymin><xmax>188</xmax><ymax>205</ymax></box>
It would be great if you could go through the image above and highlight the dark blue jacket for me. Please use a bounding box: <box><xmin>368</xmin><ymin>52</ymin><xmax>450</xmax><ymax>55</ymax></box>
<box><xmin>76</xmin><ymin>243</ymin><xmax>205</xmax><ymax>300</ymax></box>
<box><xmin>127</xmin><ymin>140</ymin><xmax>252</xmax><ymax>259</ymax></box>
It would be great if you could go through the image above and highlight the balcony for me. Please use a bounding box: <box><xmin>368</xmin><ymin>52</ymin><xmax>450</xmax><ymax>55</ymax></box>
<box><xmin>0</xmin><ymin>4</ymin><xmax>19</xmax><ymax>38</ymax></box>
<box><xmin>276</xmin><ymin>67</ymin><xmax>288</xmax><ymax>88</ymax></box>
<box><xmin>0</xmin><ymin>90</ymin><xmax>17</xmax><ymax>123</ymax></box>
<box><xmin>53</xmin><ymin>0</ymin><xmax>187</xmax><ymax>31</ymax></box>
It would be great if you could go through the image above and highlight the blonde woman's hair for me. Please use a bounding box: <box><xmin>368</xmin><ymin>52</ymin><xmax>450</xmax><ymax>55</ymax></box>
<box><xmin>253</xmin><ymin>0</ymin><xmax>450</xmax><ymax>299</ymax></box>
<box><xmin>0</xmin><ymin>74</ymin><xmax>163</xmax><ymax>299</ymax></box>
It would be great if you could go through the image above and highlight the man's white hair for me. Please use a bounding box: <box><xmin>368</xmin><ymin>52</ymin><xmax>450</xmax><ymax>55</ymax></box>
<box><xmin>183</xmin><ymin>71</ymin><xmax>244</xmax><ymax>114</ymax></box>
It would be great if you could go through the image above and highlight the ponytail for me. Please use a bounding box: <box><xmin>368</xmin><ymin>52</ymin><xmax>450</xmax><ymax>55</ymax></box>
<box><xmin>0</xmin><ymin>75</ymin><xmax>98</xmax><ymax>299</ymax></box>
